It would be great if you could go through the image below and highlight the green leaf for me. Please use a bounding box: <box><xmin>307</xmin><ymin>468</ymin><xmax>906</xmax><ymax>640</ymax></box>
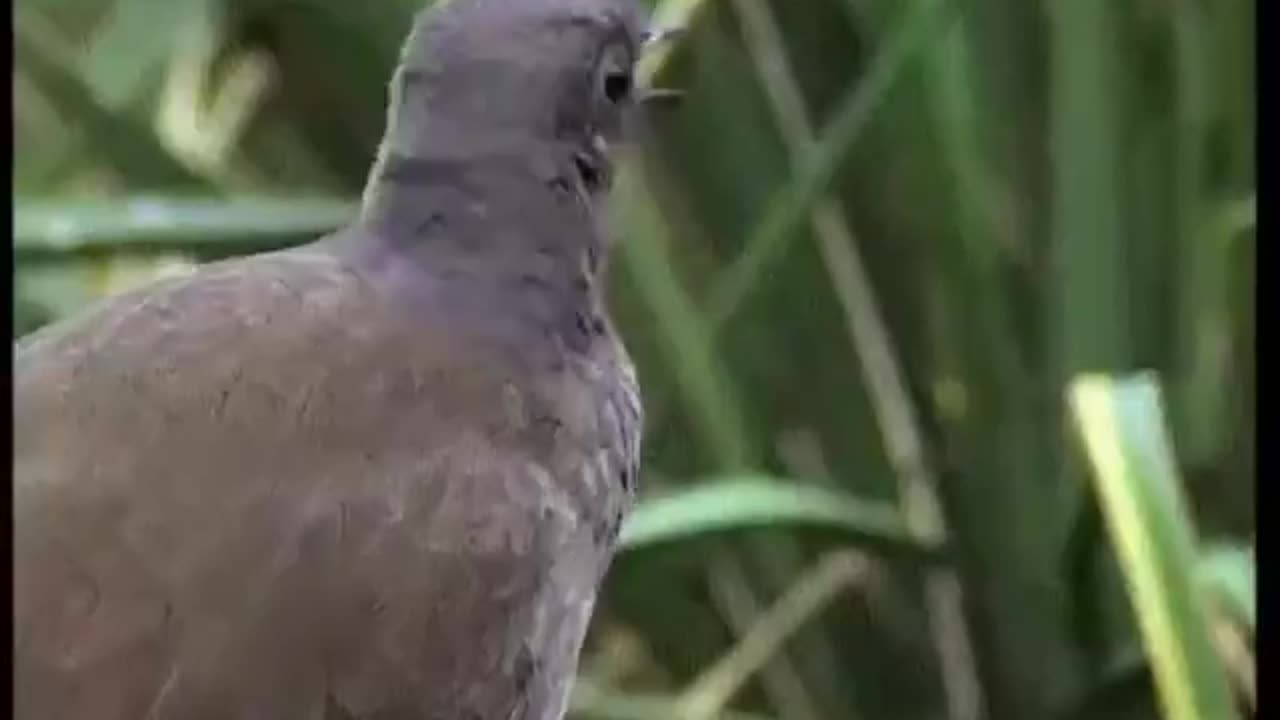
<box><xmin>614</xmin><ymin>167</ymin><xmax>753</xmax><ymax>468</ymax></box>
<box><xmin>15</xmin><ymin>9</ymin><xmax>212</xmax><ymax>190</ymax></box>
<box><xmin>705</xmin><ymin>0</ymin><xmax>951</xmax><ymax>328</ymax></box>
<box><xmin>1068</xmin><ymin>373</ymin><xmax>1239</xmax><ymax>720</ymax></box>
<box><xmin>1198</xmin><ymin>544</ymin><xmax>1255</xmax><ymax>633</ymax></box>
<box><xmin>619</xmin><ymin>478</ymin><xmax>942</xmax><ymax>564</ymax></box>
<box><xmin>1048</xmin><ymin>0</ymin><xmax>1130</xmax><ymax>372</ymax></box>
<box><xmin>1214</xmin><ymin>194</ymin><xmax>1256</xmax><ymax>246</ymax></box>
<box><xmin>82</xmin><ymin>0</ymin><xmax>213</xmax><ymax>110</ymax></box>
<box><xmin>14</xmin><ymin>196</ymin><xmax>356</xmax><ymax>263</ymax></box>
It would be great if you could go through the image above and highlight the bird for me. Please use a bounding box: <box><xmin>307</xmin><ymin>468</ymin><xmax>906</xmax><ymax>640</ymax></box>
<box><xmin>14</xmin><ymin>0</ymin><xmax>669</xmax><ymax>717</ymax></box>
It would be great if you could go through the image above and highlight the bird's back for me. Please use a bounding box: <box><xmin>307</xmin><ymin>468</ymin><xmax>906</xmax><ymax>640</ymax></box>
<box><xmin>14</xmin><ymin>240</ymin><xmax>640</xmax><ymax>719</ymax></box>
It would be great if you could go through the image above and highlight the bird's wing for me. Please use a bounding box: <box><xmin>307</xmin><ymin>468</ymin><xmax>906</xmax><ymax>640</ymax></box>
<box><xmin>14</xmin><ymin>246</ymin><xmax>623</xmax><ymax>719</ymax></box>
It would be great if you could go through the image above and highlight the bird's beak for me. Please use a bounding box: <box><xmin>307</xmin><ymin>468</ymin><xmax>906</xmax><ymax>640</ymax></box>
<box><xmin>639</xmin><ymin>26</ymin><xmax>686</xmax><ymax>107</ymax></box>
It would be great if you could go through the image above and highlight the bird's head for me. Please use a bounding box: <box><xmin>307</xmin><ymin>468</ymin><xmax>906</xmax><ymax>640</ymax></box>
<box><xmin>373</xmin><ymin>0</ymin><xmax>677</xmax><ymax>198</ymax></box>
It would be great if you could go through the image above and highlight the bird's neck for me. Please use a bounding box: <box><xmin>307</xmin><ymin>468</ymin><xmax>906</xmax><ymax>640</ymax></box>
<box><xmin>346</xmin><ymin>147</ymin><xmax>614</xmax><ymax>349</ymax></box>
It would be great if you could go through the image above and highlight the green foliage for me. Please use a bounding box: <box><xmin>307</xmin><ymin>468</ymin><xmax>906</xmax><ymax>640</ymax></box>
<box><xmin>14</xmin><ymin>0</ymin><xmax>1253</xmax><ymax>719</ymax></box>
<box><xmin>618</xmin><ymin>478</ymin><xmax>939</xmax><ymax>562</ymax></box>
<box><xmin>1069</xmin><ymin>374</ymin><xmax>1239</xmax><ymax>720</ymax></box>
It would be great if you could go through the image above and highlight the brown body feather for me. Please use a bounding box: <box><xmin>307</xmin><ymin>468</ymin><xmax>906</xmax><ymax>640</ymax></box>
<box><xmin>15</xmin><ymin>1</ymin><xmax>652</xmax><ymax>714</ymax></box>
<box><xmin>15</xmin><ymin>242</ymin><xmax>641</xmax><ymax>718</ymax></box>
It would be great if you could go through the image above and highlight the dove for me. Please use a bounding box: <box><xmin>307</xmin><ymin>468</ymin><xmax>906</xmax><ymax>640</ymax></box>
<box><xmin>14</xmin><ymin>0</ymin><xmax>671</xmax><ymax>717</ymax></box>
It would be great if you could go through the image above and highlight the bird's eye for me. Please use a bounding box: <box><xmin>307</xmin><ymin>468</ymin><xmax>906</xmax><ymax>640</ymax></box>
<box><xmin>595</xmin><ymin>44</ymin><xmax>634</xmax><ymax>106</ymax></box>
<box><xmin>603</xmin><ymin>70</ymin><xmax>631</xmax><ymax>104</ymax></box>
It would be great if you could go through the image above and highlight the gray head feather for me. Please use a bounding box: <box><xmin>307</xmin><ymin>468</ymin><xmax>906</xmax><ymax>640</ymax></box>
<box><xmin>376</xmin><ymin>0</ymin><xmax>648</xmax><ymax>165</ymax></box>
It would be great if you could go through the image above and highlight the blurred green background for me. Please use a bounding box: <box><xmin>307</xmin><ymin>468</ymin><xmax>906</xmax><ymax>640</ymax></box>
<box><xmin>13</xmin><ymin>0</ymin><xmax>1255</xmax><ymax>719</ymax></box>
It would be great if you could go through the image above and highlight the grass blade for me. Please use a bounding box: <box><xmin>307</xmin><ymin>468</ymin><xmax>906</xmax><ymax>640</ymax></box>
<box><xmin>619</xmin><ymin>478</ymin><xmax>941</xmax><ymax>564</ymax></box>
<box><xmin>83</xmin><ymin>0</ymin><xmax>213</xmax><ymax>109</ymax></box>
<box><xmin>1067</xmin><ymin>373</ymin><xmax>1239</xmax><ymax>720</ymax></box>
<box><xmin>1198</xmin><ymin>544</ymin><xmax>1255</xmax><ymax>632</ymax></box>
<box><xmin>15</xmin><ymin>8</ymin><xmax>212</xmax><ymax>189</ymax></box>
<box><xmin>14</xmin><ymin>196</ymin><xmax>356</xmax><ymax>262</ymax></box>
<box><xmin>705</xmin><ymin>0</ymin><xmax>950</xmax><ymax>330</ymax></box>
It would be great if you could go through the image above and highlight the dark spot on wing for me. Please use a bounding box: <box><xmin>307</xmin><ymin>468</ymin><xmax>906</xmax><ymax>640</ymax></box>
<box><xmin>517</xmin><ymin>273</ymin><xmax>553</xmax><ymax>290</ymax></box>
<box><xmin>324</xmin><ymin>693</ymin><xmax>357</xmax><ymax>720</ymax></box>
<box><xmin>416</xmin><ymin>211</ymin><xmax>447</xmax><ymax>236</ymax></box>
<box><xmin>548</xmin><ymin>175</ymin><xmax>575</xmax><ymax>200</ymax></box>
<box><xmin>513</xmin><ymin>644</ymin><xmax>537</xmax><ymax>693</ymax></box>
